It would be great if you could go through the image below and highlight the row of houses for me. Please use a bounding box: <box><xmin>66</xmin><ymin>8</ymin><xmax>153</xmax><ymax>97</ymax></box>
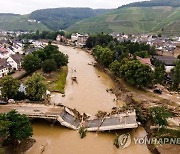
<box><xmin>56</xmin><ymin>33</ymin><xmax>89</xmax><ymax>47</ymax></box>
<box><xmin>111</xmin><ymin>33</ymin><xmax>180</xmax><ymax>53</ymax></box>
<box><xmin>0</xmin><ymin>31</ymin><xmax>45</xmax><ymax>78</ymax></box>
<box><xmin>110</xmin><ymin>33</ymin><xmax>179</xmax><ymax>74</ymax></box>
<box><xmin>137</xmin><ymin>55</ymin><xmax>178</xmax><ymax>73</ymax></box>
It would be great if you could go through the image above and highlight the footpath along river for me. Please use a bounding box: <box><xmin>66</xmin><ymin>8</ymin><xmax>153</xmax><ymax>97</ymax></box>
<box><xmin>27</xmin><ymin>45</ymin><xmax>151</xmax><ymax>154</ymax></box>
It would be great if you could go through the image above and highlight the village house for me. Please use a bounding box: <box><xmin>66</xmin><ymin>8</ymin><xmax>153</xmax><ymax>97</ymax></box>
<box><xmin>0</xmin><ymin>59</ymin><xmax>11</xmax><ymax>78</ymax></box>
<box><xmin>12</xmin><ymin>43</ymin><xmax>23</xmax><ymax>54</ymax></box>
<box><xmin>136</xmin><ymin>56</ymin><xmax>154</xmax><ymax>71</ymax></box>
<box><xmin>0</xmin><ymin>47</ymin><xmax>11</xmax><ymax>59</ymax></box>
<box><xmin>32</xmin><ymin>40</ymin><xmax>45</xmax><ymax>48</ymax></box>
<box><xmin>153</xmin><ymin>55</ymin><xmax>178</xmax><ymax>73</ymax></box>
<box><xmin>56</xmin><ymin>35</ymin><xmax>67</xmax><ymax>43</ymax></box>
<box><xmin>7</xmin><ymin>53</ymin><xmax>23</xmax><ymax>70</ymax></box>
<box><xmin>71</xmin><ymin>33</ymin><xmax>89</xmax><ymax>46</ymax></box>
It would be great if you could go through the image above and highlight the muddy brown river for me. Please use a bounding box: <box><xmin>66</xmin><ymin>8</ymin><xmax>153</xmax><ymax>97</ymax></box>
<box><xmin>27</xmin><ymin>45</ymin><xmax>151</xmax><ymax>154</ymax></box>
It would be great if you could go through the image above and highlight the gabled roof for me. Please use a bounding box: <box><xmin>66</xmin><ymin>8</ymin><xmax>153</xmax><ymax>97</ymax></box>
<box><xmin>10</xmin><ymin>53</ymin><xmax>23</xmax><ymax>64</ymax></box>
<box><xmin>0</xmin><ymin>59</ymin><xmax>10</xmax><ymax>70</ymax></box>
<box><xmin>137</xmin><ymin>56</ymin><xmax>154</xmax><ymax>68</ymax></box>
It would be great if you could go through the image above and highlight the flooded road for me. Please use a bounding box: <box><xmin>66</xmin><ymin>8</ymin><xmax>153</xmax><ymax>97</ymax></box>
<box><xmin>27</xmin><ymin>45</ymin><xmax>151</xmax><ymax>154</ymax></box>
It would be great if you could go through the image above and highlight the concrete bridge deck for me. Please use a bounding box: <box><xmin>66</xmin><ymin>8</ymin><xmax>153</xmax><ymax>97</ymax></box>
<box><xmin>0</xmin><ymin>103</ymin><xmax>138</xmax><ymax>131</ymax></box>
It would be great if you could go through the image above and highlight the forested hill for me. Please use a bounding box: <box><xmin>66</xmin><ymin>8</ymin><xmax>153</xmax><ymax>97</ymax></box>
<box><xmin>29</xmin><ymin>8</ymin><xmax>113</xmax><ymax>30</ymax></box>
<box><xmin>0</xmin><ymin>13</ymin><xmax>50</xmax><ymax>31</ymax></box>
<box><xmin>0</xmin><ymin>8</ymin><xmax>112</xmax><ymax>31</ymax></box>
<box><xmin>121</xmin><ymin>0</ymin><xmax>180</xmax><ymax>8</ymax></box>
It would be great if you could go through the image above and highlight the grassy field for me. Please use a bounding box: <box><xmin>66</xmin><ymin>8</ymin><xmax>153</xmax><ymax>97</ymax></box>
<box><xmin>21</xmin><ymin>66</ymin><xmax>68</xmax><ymax>94</ymax></box>
<box><xmin>67</xmin><ymin>6</ymin><xmax>180</xmax><ymax>35</ymax></box>
<box><xmin>47</xmin><ymin>66</ymin><xmax>68</xmax><ymax>94</ymax></box>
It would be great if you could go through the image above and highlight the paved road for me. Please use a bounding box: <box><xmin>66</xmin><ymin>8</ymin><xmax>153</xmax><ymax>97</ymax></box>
<box><xmin>60</xmin><ymin>109</ymin><xmax>137</xmax><ymax>130</ymax></box>
<box><xmin>84</xmin><ymin>115</ymin><xmax>136</xmax><ymax>128</ymax></box>
<box><xmin>0</xmin><ymin>103</ymin><xmax>63</xmax><ymax>116</ymax></box>
<box><xmin>0</xmin><ymin>104</ymin><xmax>138</xmax><ymax>131</ymax></box>
<box><xmin>60</xmin><ymin>110</ymin><xmax>80</xmax><ymax>127</ymax></box>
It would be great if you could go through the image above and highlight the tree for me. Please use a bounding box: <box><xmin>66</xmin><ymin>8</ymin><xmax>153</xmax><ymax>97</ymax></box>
<box><xmin>134</xmin><ymin>51</ymin><xmax>149</xmax><ymax>58</ymax></box>
<box><xmin>93</xmin><ymin>46</ymin><xmax>114</xmax><ymax>67</ymax></box>
<box><xmin>149</xmin><ymin>106</ymin><xmax>173</xmax><ymax>127</ymax></box>
<box><xmin>109</xmin><ymin>60</ymin><xmax>121</xmax><ymax>76</ymax></box>
<box><xmin>0</xmin><ymin>115</ymin><xmax>11</xmax><ymax>139</ymax></box>
<box><xmin>22</xmin><ymin>54</ymin><xmax>41</xmax><ymax>73</ymax></box>
<box><xmin>25</xmin><ymin>73</ymin><xmax>47</xmax><ymax>101</ymax></box>
<box><xmin>50</xmin><ymin>52</ymin><xmax>68</xmax><ymax>68</ymax></box>
<box><xmin>154</xmin><ymin>64</ymin><xmax>166</xmax><ymax>84</ymax></box>
<box><xmin>172</xmin><ymin>60</ymin><xmax>180</xmax><ymax>90</ymax></box>
<box><xmin>33</xmin><ymin>49</ymin><xmax>47</xmax><ymax>61</ymax></box>
<box><xmin>42</xmin><ymin>59</ymin><xmax>57</xmax><ymax>73</ymax></box>
<box><xmin>86</xmin><ymin>33</ymin><xmax>114</xmax><ymax>49</ymax></box>
<box><xmin>119</xmin><ymin>60</ymin><xmax>153</xmax><ymax>88</ymax></box>
<box><xmin>113</xmin><ymin>45</ymin><xmax>126</xmax><ymax>60</ymax></box>
<box><xmin>99</xmin><ymin>47</ymin><xmax>114</xmax><ymax>67</ymax></box>
<box><xmin>86</xmin><ymin>35</ymin><xmax>96</xmax><ymax>48</ymax></box>
<box><xmin>43</xmin><ymin>44</ymin><xmax>59</xmax><ymax>56</ymax></box>
<box><xmin>0</xmin><ymin>110</ymin><xmax>32</xmax><ymax>145</ymax></box>
<box><xmin>93</xmin><ymin>45</ymin><xmax>103</xmax><ymax>60</ymax></box>
<box><xmin>0</xmin><ymin>76</ymin><xmax>20</xmax><ymax>99</ymax></box>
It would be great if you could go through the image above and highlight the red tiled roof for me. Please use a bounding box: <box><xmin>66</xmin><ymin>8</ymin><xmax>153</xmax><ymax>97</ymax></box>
<box><xmin>0</xmin><ymin>48</ymin><xmax>7</xmax><ymax>53</ymax></box>
<box><xmin>137</xmin><ymin>56</ymin><xmax>153</xmax><ymax>67</ymax></box>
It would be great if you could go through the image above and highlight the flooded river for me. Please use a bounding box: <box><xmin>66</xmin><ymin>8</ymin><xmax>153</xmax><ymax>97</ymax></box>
<box><xmin>51</xmin><ymin>45</ymin><xmax>120</xmax><ymax>114</ymax></box>
<box><xmin>27</xmin><ymin>45</ymin><xmax>151</xmax><ymax>154</ymax></box>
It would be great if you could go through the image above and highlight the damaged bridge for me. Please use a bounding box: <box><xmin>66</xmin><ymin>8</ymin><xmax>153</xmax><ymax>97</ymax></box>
<box><xmin>59</xmin><ymin>107</ymin><xmax>138</xmax><ymax>131</ymax></box>
<box><xmin>0</xmin><ymin>103</ymin><xmax>138</xmax><ymax>131</ymax></box>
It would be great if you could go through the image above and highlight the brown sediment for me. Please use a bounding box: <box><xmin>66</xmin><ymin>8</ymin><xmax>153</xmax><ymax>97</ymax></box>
<box><xmin>4</xmin><ymin>138</ymin><xmax>35</xmax><ymax>154</ymax></box>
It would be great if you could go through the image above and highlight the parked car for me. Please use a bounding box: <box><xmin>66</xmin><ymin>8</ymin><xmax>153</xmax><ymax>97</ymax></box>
<box><xmin>0</xmin><ymin>100</ymin><xmax>8</xmax><ymax>105</ymax></box>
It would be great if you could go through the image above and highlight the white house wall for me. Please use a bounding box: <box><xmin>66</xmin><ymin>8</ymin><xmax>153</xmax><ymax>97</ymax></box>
<box><xmin>0</xmin><ymin>68</ymin><xmax>9</xmax><ymax>78</ymax></box>
<box><xmin>165</xmin><ymin>66</ymin><xmax>174</xmax><ymax>73</ymax></box>
<box><xmin>7</xmin><ymin>57</ymin><xmax>18</xmax><ymax>70</ymax></box>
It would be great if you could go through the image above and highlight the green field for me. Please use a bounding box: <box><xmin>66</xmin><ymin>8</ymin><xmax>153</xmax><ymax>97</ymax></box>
<box><xmin>67</xmin><ymin>6</ymin><xmax>180</xmax><ymax>35</ymax></box>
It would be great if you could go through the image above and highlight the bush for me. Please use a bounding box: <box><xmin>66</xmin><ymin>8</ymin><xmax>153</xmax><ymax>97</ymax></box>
<box><xmin>78</xmin><ymin>127</ymin><xmax>87</xmax><ymax>139</ymax></box>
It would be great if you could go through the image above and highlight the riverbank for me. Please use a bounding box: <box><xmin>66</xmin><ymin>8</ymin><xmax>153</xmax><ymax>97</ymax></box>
<box><xmin>20</xmin><ymin>66</ymin><xmax>68</xmax><ymax>94</ymax></box>
<box><xmin>53</xmin><ymin>43</ymin><xmax>180</xmax><ymax>153</ymax></box>
<box><xmin>43</xmin><ymin>66</ymin><xmax>68</xmax><ymax>94</ymax></box>
<box><xmin>3</xmin><ymin>138</ymin><xmax>35</xmax><ymax>154</ymax></box>
<box><xmin>92</xmin><ymin>53</ymin><xmax>180</xmax><ymax>154</ymax></box>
